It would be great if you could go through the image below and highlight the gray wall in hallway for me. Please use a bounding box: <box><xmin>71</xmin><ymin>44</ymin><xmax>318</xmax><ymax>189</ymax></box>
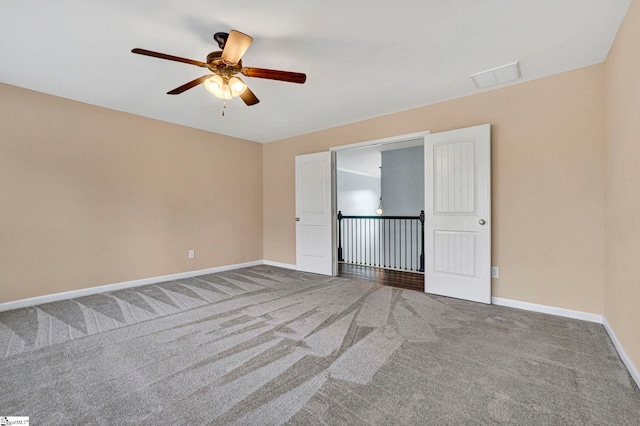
<box><xmin>381</xmin><ymin>146</ymin><xmax>424</xmax><ymax>216</ymax></box>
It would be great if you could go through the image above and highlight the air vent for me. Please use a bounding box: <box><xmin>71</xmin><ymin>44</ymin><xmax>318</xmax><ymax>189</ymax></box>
<box><xmin>471</xmin><ymin>61</ymin><xmax>521</xmax><ymax>89</ymax></box>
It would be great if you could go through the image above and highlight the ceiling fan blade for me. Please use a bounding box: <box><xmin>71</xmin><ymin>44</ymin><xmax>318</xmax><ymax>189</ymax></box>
<box><xmin>132</xmin><ymin>48</ymin><xmax>206</xmax><ymax>68</ymax></box>
<box><xmin>167</xmin><ymin>75</ymin><xmax>211</xmax><ymax>95</ymax></box>
<box><xmin>241</xmin><ymin>67</ymin><xmax>306</xmax><ymax>84</ymax></box>
<box><xmin>239</xmin><ymin>82</ymin><xmax>260</xmax><ymax>106</ymax></box>
<box><xmin>221</xmin><ymin>30</ymin><xmax>253</xmax><ymax>65</ymax></box>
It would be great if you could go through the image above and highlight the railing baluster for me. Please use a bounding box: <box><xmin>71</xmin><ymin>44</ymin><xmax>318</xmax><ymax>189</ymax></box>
<box><xmin>392</xmin><ymin>218</ymin><xmax>396</xmax><ymax>269</ymax></box>
<box><xmin>348</xmin><ymin>219</ymin><xmax>351</xmax><ymax>263</ymax></box>
<box><xmin>410</xmin><ymin>220</ymin><xmax>413</xmax><ymax>271</ymax></box>
<box><xmin>382</xmin><ymin>218</ymin><xmax>386</xmax><ymax>267</ymax></box>
<box><xmin>402</xmin><ymin>219</ymin><xmax>406</xmax><ymax>271</ymax></box>
<box><xmin>367</xmin><ymin>218</ymin><xmax>371</xmax><ymax>265</ymax></box>
<box><xmin>348</xmin><ymin>219</ymin><xmax>353</xmax><ymax>262</ymax></box>
<box><xmin>365</xmin><ymin>218</ymin><xmax>368</xmax><ymax>265</ymax></box>
<box><xmin>392</xmin><ymin>219</ymin><xmax>396</xmax><ymax>269</ymax></box>
<box><xmin>350</xmin><ymin>219</ymin><xmax>353</xmax><ymax>264</ymax></box>
<box><xmin>406</xmin><ymin>219</ymin><xmax>410</xmax><ymax>270</ymax></box>
<box><xmin>359</xmin><ymin>219</ymin><xmax>362</xmax><ymax>265</ymax></box>
<box><xmin>368</xmin><ymin>218</ymin><xmax>371</xmax><ymax>265</ymax></box>
<box><xmin>377</xmin><ymin>219</ymin><xmax>379</xmax><ymax>266</ymax></box>
<box><xmin>393</xmin><ymin>219</ymin><xmax>398</xmax><ymax>268</ymax></box>
<box><xmin>396</xmin><ymin>219</ymin><xmax>400</xmax><ymax>269</ymax></box>
<box><xmin>358</xmin><ymin>218</ymin><xmax>361</xmax><ymax>265</ymax></box>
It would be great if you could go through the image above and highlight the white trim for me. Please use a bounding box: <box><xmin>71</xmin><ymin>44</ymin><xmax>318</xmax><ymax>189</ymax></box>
<box><xmin>0</xmin><ymin>260</ymin><xmax>263</xmax><ymax>312</ymax></box>
<box><xmin>263</xmin><ymin>260</ymin><xmax>297</xmax><ymax>270</ymax></box>
<box><xmin>491</xmin><ymin>297</ymin><xmax>639</xmax><ymax>388</ymax></box>
<box><xmin>602</xmin><ymin>317</ymin><xmax>640</xmax><ymax>389</ymax></box>
<box><xmin>329</xmin><ymin>131</ymin><xmax>429</xmax><ymax>152</ymax></box>
<box><xmin>491</xmin><ymin>297</ymin><xmax>603</xmax><ymax>323</ymax></box>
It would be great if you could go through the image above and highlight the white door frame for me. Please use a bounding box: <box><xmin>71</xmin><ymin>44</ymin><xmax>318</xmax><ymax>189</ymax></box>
<box><xmin>330</xmin><ymin>131</ymin><xmax>430</xmax><ymax>276</ymax></box>
<box><xmin>330</xmin><ymin>150</ymin><xmax>338</xmax><ymax>276</ymax></box>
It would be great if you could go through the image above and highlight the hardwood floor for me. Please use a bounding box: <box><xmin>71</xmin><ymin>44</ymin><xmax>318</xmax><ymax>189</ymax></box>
<box><xmin>338</xmin><ymin>263</ymin><xmax>424</xmax><ymax>292</ymax></box>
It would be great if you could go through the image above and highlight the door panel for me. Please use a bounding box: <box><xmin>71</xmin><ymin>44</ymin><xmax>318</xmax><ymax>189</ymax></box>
<box><xmin>434</xmin><ymin>141</ymin><xmax>476</xmax><ymax>214</ymax></box>
<box><xmin>425</xmin><ymin>124</ymin><xmax>491</xmax><ymax>304</ymax></box>
<box><xmin>434</xmin><ymin>231</ymin><xmax>476</xmax><ymax>276</ymax></box>
<box><xmin>295</xmin><ymin>152</ymin><xmax>333</xmax><ymax>275</ymax></box>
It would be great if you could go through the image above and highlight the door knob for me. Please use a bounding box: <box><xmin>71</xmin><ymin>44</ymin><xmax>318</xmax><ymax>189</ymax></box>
<box><xmin>295</xmin><ymin>217</ymin><xmax>300</xmax><ymax>222</ymax></box>
<box><xmin>479</xmin><ymin>219</ymin><xmax>486</xmax><ymax>225</ymax></box>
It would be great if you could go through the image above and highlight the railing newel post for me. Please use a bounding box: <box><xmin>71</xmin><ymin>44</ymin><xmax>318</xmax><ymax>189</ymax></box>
<box><xmin>337</xmin><ymin>211</ymin><xmax>344</xmax><ymax>262</ymax></box>
<box><xmin>419</xmin><ymin>210</ymin><xmax>425</xmax><ymax>272</ymax></box>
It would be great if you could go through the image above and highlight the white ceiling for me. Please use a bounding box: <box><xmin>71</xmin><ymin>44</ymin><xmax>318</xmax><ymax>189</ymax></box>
<box><xmin>0</xmin><ymin>1</ymin><xmax>631</xmax><ymax>143</ymax></box>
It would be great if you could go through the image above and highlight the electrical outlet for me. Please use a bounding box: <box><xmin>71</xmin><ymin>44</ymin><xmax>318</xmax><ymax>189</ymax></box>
<box><xmin>188</xmin><ymin>250</ymin><xmax>195</xmax><ymax>259</ymax></box>
<box><xmin>491</xmin><ymin>266</ymin><xmax>499</xmax><ymax>279</ymax></box>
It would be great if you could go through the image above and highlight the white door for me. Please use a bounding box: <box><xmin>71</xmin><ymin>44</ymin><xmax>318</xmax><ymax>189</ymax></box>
<box><xmin>424</xmin><ymin>124</ymin><xmax>491</xmax><ymax>304</ymax></box>
<box><xmin>295</xmin><ymin>152</ymin><xmax>333</xmax><ymax>275</ymax></box>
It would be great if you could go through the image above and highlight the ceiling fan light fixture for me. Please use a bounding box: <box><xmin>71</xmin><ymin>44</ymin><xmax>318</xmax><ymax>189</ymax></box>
<box><xmin>204</xmin><ymin>74</ymin><xmax>224</xmax><ymax>95</ymax></box>
<box><xmin>229</xmin><ymin>76</ymin><xmax>247</xmax><ymax>96</ymax></box>
<box><xmin>220</xmin><ymin>84</ymin><xmax>233</xmax><ymax>100</ymax></box>
<box><xmin>205</xmin><ymin>74</ymin><xmax>233</xmax><ymax>99</ymax></box>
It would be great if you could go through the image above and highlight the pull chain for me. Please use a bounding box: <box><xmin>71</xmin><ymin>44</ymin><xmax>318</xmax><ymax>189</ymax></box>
<box><xmin>221</xmin><ymin>101</ymin><xmax>227</xmax><ymax>116</ymax></box>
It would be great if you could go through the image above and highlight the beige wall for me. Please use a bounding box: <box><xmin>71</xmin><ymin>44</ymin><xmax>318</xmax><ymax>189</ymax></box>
<box><xmin>604</xmin><ymin>0</ymin><xmax>640</xmax><ymax>377</ymax></box>
<box><xmin>0</xmin><ymin>83</ymin><xmax>263</xmax><ymax>303</ymax></box>
<box><xmin>264</xmin><ymin>64</ymin><xmax>607</xmax><ymax>314</ymax></box>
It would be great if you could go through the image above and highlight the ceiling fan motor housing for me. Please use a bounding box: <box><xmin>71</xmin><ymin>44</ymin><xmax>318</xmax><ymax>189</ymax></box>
<box><xmin>213</xmin><ymin>32</ymin><xmax>229</xmax><ymax>49</ymax></box>
<box><xmin>206</xmin><ymin>51</ymin><xmax>242</xmax><ymax>79</ymax></box>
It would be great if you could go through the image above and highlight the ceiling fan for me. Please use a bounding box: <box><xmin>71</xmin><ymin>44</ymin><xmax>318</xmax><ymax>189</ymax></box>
<box><xmin>131</xmin><ymin>30</ymin><xmax>306</xmax><ymax>106</ymax></box>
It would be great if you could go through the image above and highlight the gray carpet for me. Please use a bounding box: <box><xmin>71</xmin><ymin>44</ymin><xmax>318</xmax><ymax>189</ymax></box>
<box><xmin>0</xmin><ymin>265</ymin><xmax>638</xmax><ymax>425</ymax></box>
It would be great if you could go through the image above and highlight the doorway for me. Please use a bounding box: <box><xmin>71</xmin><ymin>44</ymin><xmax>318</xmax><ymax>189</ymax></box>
<box><xmin>334</xmin><ymin>138</ymin><xmax>426</xmax><ymax>289</ymax></box>
<box><xmin>296</xmin><ymin>125</ymin><xmax>491</xmax><ymax>303</ymax></box>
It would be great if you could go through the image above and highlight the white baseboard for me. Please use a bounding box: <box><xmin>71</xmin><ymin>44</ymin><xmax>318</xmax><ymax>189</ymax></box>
<box><xmin>492</xmin><ymin>296</ymin><xmax>639</xmax><ymax>389</ymax></box>
<box><xmin>602</xmin><ymin>317</ymin><xmax>640</xmax><ymax>389</ymax></box>
<box><xmin>0</xmin><ymin>260</ymin><xmax>263</xmax><ymax>313</ymax></box>
<box><xmin>491</xmin><ymin>297</ymin><xmax>603</xmax><ymax>323</ymax></box>
<box><xmin>263</xmin><ymin>260</ymin><xmax>297</xmax><ymax>270</ymax></box>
